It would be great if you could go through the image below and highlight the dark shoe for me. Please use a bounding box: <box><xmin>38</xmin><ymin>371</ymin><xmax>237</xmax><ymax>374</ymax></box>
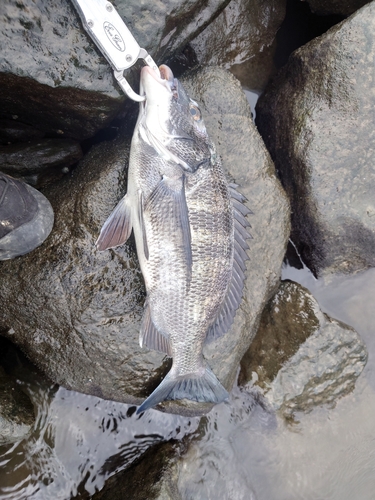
<box><xmin>0</xmin><ymin>173</ymin><xmax>54</xmax><ymax>260</ymax></box>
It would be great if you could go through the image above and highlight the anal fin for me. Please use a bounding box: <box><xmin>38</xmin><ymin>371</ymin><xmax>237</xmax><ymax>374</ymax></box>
<box><xmin>140</xmin><ymin>301</ymin><xmax>171</xmax><ymax>355</ymax></box>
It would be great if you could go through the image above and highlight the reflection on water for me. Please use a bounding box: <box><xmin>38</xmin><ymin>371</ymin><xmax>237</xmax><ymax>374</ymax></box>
<box><xmin>0</xmin><ymin>372</ymin><xmax>199</xmax><ymax>499</ymax></box>
<box><xmin>1</xmin><ymin>254</ymin><xmax>375</xmax><ymax>499</ymax></box>
<box><xmin>178</xmin><ymin>387</ymin><xmax>276</xmax><ymax>500</ymax></box>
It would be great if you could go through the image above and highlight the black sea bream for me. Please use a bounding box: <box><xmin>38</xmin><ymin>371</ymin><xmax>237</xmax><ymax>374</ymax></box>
<box><xmin>96</xmin><ymin>65</ymin><xmax>251</xmax><ymax>413</ymax></box>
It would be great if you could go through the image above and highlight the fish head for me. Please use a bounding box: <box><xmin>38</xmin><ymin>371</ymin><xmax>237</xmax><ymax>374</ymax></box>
<box><xmin>138</xmin><ymin>65</ymin><xmax>214</xmax><ymax>172</ymax></box>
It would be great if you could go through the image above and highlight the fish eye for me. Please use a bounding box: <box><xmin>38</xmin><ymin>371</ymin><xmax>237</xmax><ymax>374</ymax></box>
<box><xmin>189</xmin><ymin>104</ymin><xmax>201</xmax><ymax>121</ymax></box>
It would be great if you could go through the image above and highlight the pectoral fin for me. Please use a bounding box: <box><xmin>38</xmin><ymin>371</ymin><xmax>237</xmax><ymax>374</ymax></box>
<box><xmin>96</xmin><ymin>195</ymin><xmax>132</xmax><ymax>251</ymax></box>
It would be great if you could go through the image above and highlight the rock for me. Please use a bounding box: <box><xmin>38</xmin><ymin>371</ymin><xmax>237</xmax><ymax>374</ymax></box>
<box><xmin>239</xmin><ymin>280</ymin><xmax>320</xmax><ymax>390</ymax></box>
<box><xmin>0</xmin><ymin>364</ymin><xmax>35</xmax><ymax>446</ymax></box>
<box><xmin>305</xmin><ymin>0</ymin><xmax>370</xmax><ymax>16</ymax></box>
<box><xmin>0</xmin><ymin>119</ymin><xmax>45</xmax><ymax>145</ymax></box>
<box><xmin>0</xmin><ymin>67</ymin><xmax>290</xmax><ymax>415</ymax></box>
<box><xmin>0</xmin><ymin>138</ymin><xmax>83</xmax><ymax>186</ymax></box>
<box><xmin>0</xmin><ymin>0</ymin><xmax>228</xmax><ymax>140</ymax></box>
<box><xmin>240</xmin><ymin>281</ymin><xmax>368</xmax><ymax>417</ymax></box>
<box><xmin>189</xmin><ymin>0</ymin><xmax>286</xmax><ymax>91</ymax></box>
<box><xmin>91</xmin><ymin>440</ymin><xmax>183</xmax><ymax>500</ymax></box>
<box><xmin>256</xmin><ymin>1</ymin><xmax>375</xmax><ymax>276</ymax></box>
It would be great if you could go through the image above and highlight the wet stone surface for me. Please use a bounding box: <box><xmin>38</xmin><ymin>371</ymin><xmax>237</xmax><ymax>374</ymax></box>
<box><xmin>305</xmin><ymin>0</ymin><xmax>370</xmax><ymax>16</ymax></box>
<box><xmin>0</xmin><ymin>367</ymin><xmax>35</xmax><ymax>446</ymax></box>
<box><xmin>0</xmin><ymin>138</ymin><xmax>83</xmax><ymax>186</ymax></box>
<box><xmin>189</xmin><ymin>0</ymin><xmax>286</xmax><ymax>91</ymax></box>
<box><xmin>0</xmin><ymin>119</ymin><xmax>45</xmax><ymax>145</ymax></box>
<box><xmin>0</xmin><ymin>339</ymin><xmax>35</xmax><ymax>446</ymax></box>
<box><xmin>240</xmin><ymin>280</ymin><xmax>368</xmax><ymax>418</ymax></box>
<box><xmin>239</xmin><ymin>279</ymin><xmax>320</xmax><ymax>390</ymax></box>
<box><xmin>91</xmin><ymin>440</ymin><xmax>184</xmax><ymax>500</ymax></box>
<box><xmin>0</xmin><ymin>0</ymin><xmax>228</xmax><ymax>140</ymax></box>
<box><xmin>256</xmin><ymin>1</ymin><xmax>375</xmax><ymax>276</ymax></box>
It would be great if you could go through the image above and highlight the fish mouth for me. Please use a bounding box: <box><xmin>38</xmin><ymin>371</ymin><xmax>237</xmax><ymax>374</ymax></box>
<box><xmin>140</xmin><ymin>64</ymin><xmax>177</xmax><ymax>100</ymax></box>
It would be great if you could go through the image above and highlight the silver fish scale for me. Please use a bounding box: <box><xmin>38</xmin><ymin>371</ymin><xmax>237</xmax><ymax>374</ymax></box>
<box><xmin>141</xmin><ymin>157</ymin><xmax>233</xmax><ymax>376</ymax></box>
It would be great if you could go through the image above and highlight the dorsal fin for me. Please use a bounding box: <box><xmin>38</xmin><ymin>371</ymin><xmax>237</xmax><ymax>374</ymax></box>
<box><xmin>206</xmin><ymin>185</ymin><xmax>251</xmax><ymax>342</ymax></box>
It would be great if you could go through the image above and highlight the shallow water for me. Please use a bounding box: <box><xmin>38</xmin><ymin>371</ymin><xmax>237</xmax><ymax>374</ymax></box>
<box><xmin>176</xmin><ymin>262</ymin><xmax>375</xmax><ymax>500</ymax></box>
<box><xmin>1</xmin><ymin>260</ymin><xmax>374</xmax><ymax>499</ymax></box>
<box><xmin>0</xmin><ymin>375</ymin><xmax>199</xmax><ymax>499</ymax></box>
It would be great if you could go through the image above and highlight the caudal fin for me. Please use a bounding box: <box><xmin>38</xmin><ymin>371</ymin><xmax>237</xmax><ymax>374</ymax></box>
<box><xmin>136</xmin><ymin>367</ymin><xmax>229</xmax><ymax>414</ymax></box>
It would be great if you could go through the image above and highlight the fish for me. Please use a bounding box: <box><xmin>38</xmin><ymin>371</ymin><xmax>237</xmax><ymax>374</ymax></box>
<box><xmin>96</xmin><ymin>64</ymin><xmax>251</xmax><ymax>414</ymax></box>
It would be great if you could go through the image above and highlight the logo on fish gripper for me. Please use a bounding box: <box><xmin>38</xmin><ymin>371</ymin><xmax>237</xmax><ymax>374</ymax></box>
<box><xmin>103</xmin><ymin>22</ymin><xmax>125</xmax><ymax>52</ymax></box>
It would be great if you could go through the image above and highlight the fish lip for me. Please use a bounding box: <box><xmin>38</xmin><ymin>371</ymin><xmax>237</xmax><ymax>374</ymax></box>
<box><xmin>159</xmin><ymin>64</ymin><xmax>174</xmax><ymax>84</ymax></box>
<box><xmin>140</xmin><ymin>65</ymin><xmax>176</xmax><ymax>98</ymax></box>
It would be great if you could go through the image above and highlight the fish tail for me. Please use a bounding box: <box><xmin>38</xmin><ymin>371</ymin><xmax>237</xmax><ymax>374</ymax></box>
<box><xmin>136</xmin><ymin>367</ymin><xmax>229</xmax><ymax>414</ymax></box>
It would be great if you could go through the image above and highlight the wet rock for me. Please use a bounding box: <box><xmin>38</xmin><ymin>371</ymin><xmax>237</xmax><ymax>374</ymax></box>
<box><xmin>91</xmin><ymin>440</ymin><xmax>183</xmax><ymax>500</ymax></box>
<box><xmin>256</xmin><ymin>1</ymin><xmax>375</xmax><ymax>276</ymax></box>
<box><xmin>0</xmin><ymin>138</ymin><xmax>82</xmax><ymax>186</ymax></box>
<box><xmin>0</xmin><ymin>0</ymin><xmax>228</xmax><ymax>140</ymax></box>
<box><xmin>240</xmin><ymin>281</ymin><xmax>368</xmax><ymax>417</ymax></box>
<box><xmin>239</xmin><ymin>280</ymin><xmax>319</xmax><ymax>390</ymax></box>
<box><xmin>305</xmin><ymin>0</ymin><xmax>370</xmax><ymax>16</ymax></box>
<box><xmin>0</xmin><ymin>364</ymin><xmax>35</xmax><ymax>446</ymax></box>
<box><xmin>0</xmin><ymin>67</ymin><xmax>290</xmax><ymax>415</ymax></box>
<box><xmin>0</xmin><ymin>119</ymin><xmax>45</xmax><ymax>145</ymax></box>
<box><xmin>189</xmin><ymin>0</ymin><xmax>286</xmax><ymax>91</ymax></box>
<box><xmin>0</xmin><ymin>132</ymin><xmax>150</xmax><ymax>407</ymax></box>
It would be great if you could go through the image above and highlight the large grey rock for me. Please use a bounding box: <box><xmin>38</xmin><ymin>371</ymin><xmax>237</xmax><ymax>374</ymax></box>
<box><xmin>305</xmin><ymin>0</ymin><xmax>370</xmax><ymax>16</ymax></box>
<box><xmin>0</xmin><ymin>0</ymin><xmax>228</xmax><ymax>139</ymax></box>
<box><xmin>0</xmin><ymin>138</ymin><xmax>82</xmax><ymax>186</ymax></box>
<box><xmin>240</xmin><ymin>281</ymin><xmax>368</xmax><ymax>417</ymax></box>
<box><xmin>190</xmin><ymin>0</ymin><xmax>286</xmax><ymax>91</ymax></box>
<box><xmin>256</xmin><ymin>1</ymin><xmax>375</xmax><ymax>276</ymax></box>
<box><xmin>91</xmin><ymin>440</ymin><xmax>183</xmax><ymax>500</ymax></box>
<box><xmin>239</xmin><ymin>280</ymin><xmax>320</xmax><ymax>390</ymax></box>
<box><xmin>0</xmin><ymin>119</ymin><xmax>45</xmax><ymax>145</ymax></box>
<box><xmin>0</xmin><ymin>67</ymin><xmax>290</xmax><ymax>415</ymax></box>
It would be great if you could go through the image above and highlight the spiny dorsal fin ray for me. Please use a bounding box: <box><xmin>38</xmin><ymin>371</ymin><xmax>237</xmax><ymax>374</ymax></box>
<box><xmin>96</xmin><ymin>195</ymin><xmax>132</xmax><ymax>251</ymax></box>
<box><xmin>206</xmin><ymin>184</ymin><xmax>251</xmax><ymax>342</ymax></box>
<box><xmin>138</xmin><ymin>191</ymin><xmax>149</xmax><ymax>260</ymax></box>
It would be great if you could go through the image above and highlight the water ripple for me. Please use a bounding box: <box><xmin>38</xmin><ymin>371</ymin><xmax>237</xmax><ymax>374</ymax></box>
<box><xmin>0</xmin><ymin>384</ymin><xmax>199</xmax><ymax>499</ymax></box>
